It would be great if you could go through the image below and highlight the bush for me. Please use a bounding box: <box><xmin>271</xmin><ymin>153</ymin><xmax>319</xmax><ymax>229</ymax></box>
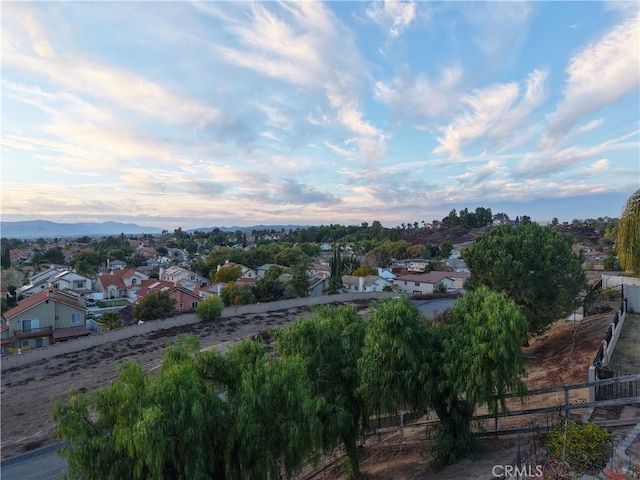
<box><xmin>197</xmin><ymin>295</ymin><xmax>224</xmax><ymax>321</ymax></box>
<box><xmin>545</xmin><ymin>420</ymin><xmax>612</xmax><ymax>472</ymax></box>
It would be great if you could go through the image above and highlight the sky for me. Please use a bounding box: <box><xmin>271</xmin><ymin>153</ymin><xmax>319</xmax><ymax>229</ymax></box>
<box><xmin>1</xmin><ymin>1</ymin><xmax>639</xmax><ymax>230</ymax></box>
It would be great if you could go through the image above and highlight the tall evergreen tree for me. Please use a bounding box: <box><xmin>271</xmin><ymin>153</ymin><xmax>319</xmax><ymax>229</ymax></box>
<box><xmin>328</xmin><ymin>247</ymin><xmax>343</xmax><ymax>294</ymax></box>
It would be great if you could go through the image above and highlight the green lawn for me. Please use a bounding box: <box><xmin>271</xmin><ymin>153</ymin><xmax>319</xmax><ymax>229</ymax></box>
<box><xmin>96</xmin><ymin>299</ymin><xmax>130</xmax><ymax>308</ymax></box>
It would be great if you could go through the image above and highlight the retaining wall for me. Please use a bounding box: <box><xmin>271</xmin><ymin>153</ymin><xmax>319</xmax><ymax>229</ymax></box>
<box><xmin>1</xmin><ymin>292</ymin><xmax>396</xmax><ymax>371</ymax></box>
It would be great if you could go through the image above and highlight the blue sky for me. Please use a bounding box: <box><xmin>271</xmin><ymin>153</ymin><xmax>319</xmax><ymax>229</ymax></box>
<box><xmin>2</xmin><ymin>1</ymin><xmax>638</xmax><ymax>230</ymax></box>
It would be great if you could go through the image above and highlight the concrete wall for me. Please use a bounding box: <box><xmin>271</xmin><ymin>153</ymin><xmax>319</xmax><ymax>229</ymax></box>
<box><xmin>1</xmin><ymin>292</ymin><xmax>396</xmax><ymax>372</ymax></box>
<box><xmin>588</xmin><ymin>298</ymin><xmax>628</xmax><ymax>402</ymax></box>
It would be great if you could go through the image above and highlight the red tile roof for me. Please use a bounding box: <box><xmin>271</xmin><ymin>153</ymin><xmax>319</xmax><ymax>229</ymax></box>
<box><xmin>4</xmin><ymin>289</ymin><xmax>84</xmax><ymax>320</ymax></box>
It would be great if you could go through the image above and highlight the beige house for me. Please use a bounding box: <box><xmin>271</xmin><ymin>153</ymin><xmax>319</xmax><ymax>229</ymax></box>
<box><xmin>94</xmin><ymin>269</ymin><xmax>149</xmax><ymax>300</ymax></box>
<box><xmin>159</xmin><ymin>266</ymin><xmax>209</xmax><ymax>290</ymax></box>
<box><xmin>393</xmin><ymin>271</ymin><xmax>469</xmax><ymax>295</ymax></box>
<box><xmin>1</xmin><ymin>289</ymin><xmax>90</xmax><ymax>354</ymax></box>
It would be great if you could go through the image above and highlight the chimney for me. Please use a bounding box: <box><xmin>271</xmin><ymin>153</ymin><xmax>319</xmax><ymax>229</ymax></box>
<box><xmin>159</xmin><ymin>267</ymin><xmax>164</xmax><ymax>279</ymax></box>
<box><xmin>359</xmin><ymin>276</ymin><xmax>365</xmax><ymax>292</ymax></box>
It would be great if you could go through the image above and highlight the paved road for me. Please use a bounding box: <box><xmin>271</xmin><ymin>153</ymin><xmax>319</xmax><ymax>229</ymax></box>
<box><xmin>0</xmin><ymin>443</ymin><xmax>67</xmax><ymax>480</ymax></box>
<box><xmin>413</xmin><ymin>297</ymin><xmax>456</xmax><ymax>318</ymax></box>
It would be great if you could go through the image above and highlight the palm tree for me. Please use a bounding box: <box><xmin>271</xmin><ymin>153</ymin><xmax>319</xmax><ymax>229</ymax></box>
<box><xmin>617</xmin><ymin>189</ymin><xmax>640</xmax><ymax>274</ymax></box>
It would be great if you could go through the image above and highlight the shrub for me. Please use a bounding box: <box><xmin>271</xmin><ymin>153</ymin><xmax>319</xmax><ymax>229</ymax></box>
<box><xmin>197</xmin><ymin>295</ymin><xmax>224</xmax><ymax>321</ymax></box>
<box><xmin>545</xmin><ymin>419</ymin><xmax>612</xmax><ymax>472</ymax></box>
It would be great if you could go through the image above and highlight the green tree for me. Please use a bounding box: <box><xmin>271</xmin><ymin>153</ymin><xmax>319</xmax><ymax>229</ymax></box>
<box><xmin>352</xmin><ymin>265</ymin><xmax>378</xmax><ymax>277</ymax></box>
<box><xmin>288</xmin><ymin>257</ymin><xmax>311</xmax><ymax>298</ymax></box>
<box><xmin>358</xmin><ymin>291</ymin><xmax>529</xmax><ymax>468</ymax></box>
<box><xmin>463</xmin><ymin>223</ymin><xmax>586</xmax><ymax>335</ymax></box>
<box><xmin>197</xmin><ymin>295</ymin><xmax>225</xmax><ymax>321</ymax></box>
<box><xmin>1</xmin><ymin>298</ymin><xmax>8</xmax><ymax>314</ymax></box>
<box><xmin>220</xmin><ymin>282</ymin><xmax>255</xmax><ymax>306</ymax></box>
<box><xmin>133</xmin><ymin>291</ymin><xmax>176</xmax><ymax>321</ymax></box>
<box><xmin>275</xmin><ymin>247</ymin><xmax>307</xmax><ymax>267</ymax></box>
<box><xmin>224</xmin><ymin>340</ymin><xmax>322</xmax><ymax>479</ymax></box>
<box><xmin>213</xmin><ymin>264</ymin><xmax>242</xmax><ymax>284</ymax></box>
<box><xmin>616</xmin><ymin>189</ymin><xmax>640</xmax><ymax>273</ymax></box>
<box><xmin>252</xmin><ymin>267</ymin><xmax>285</xmax><ymax>302</ymax></box>
<box><xmin>439</xmin><ymin>241</ymin><xmax>454</xmax><ymax>259</ymax></box>
<box><xmin>54</xmin><ymin>336</ymin><xmax>228</xmax><ymax>480</ymax></box>
<box><xmin>274</xmin><ymin>306</ymin><xmax>367</xmax><ymax>477</ymax></box>
<box><xmin>1</xmin><ymin>241</ymin><xmax>11</xmax><ymax>269</ymax></box>
<box><xmin>328</xmin><ymin>248</ymin><xmax>343</xmax><ymax>294</ymax></box>
<box><xmin>98</xmin><ymin>311</ymin><xmax>123</xmax><ymax>331</ymax></box>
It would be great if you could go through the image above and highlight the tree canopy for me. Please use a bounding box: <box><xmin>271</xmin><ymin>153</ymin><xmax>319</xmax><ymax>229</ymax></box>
<box><xmin>462</xmin><ymin>223</ymin><xmax>586</xmax><ymax>335</ymax></box>
<box><xmin>54</xmin><ymin>335</ymin><xmax>322</xmax><ymax>480</ymax></box>
<box><xmin>617</xmin><ymin>189</ymin><xmax>640</xmax><ymax>273</ymax></box>
<box><xmin>273</xmin><ymin>305</ymin><xmax>367</xmax><ymax>477</ymax></box>
<box><xmin>133</xmin><ymin>291</ymin><xmax>177</xmax><ymax>321</ymax></box>
<box><xmin>358</xmin><ymin>292</ymin><xmax>528</xmax><ymax>467</ymax></box>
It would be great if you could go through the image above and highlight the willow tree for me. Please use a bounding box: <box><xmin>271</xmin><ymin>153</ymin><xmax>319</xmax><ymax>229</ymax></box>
<box><xmin>617</xmin><ymin>189</ymin><xmax>640</xmax><ymax>274</ymax></box>
<box><xmin>54</xmin><ymin>335</ymin><xmax>228</xmax><ymax>480</ymax></box>
<box><xmin>358</xmin><ymin>292</ymin><xmax>529</xmax><ymax>468</ymax></box>
<box><xmin>273</xmin><ymin>305</ymin><xmax>367</xmax><ymax>477</ymax></box>
<box><xmin>223</xmin><ymin>339</ymin><xmax>322</xmax><ymax>480</ymax></box>
<box><xmin>54</xmin><ymin>335</ymin><xmax>321</xmax><ymax>480</ymax></box>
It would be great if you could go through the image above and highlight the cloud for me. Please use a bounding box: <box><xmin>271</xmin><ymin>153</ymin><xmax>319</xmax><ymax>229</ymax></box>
<box><xmin>433</xmin><ymin>82</ymin><xmax>520</xmax><ymax>158</ymax></box>
<box><xmin>460</xmin><ymin>2</ymin><xmax>533</xmax><ymax>69</ymax></box>
<box><xmin>542</xmin><ymin>13</ymin><xmax>640</xmax><ymax>148</ymax></box>
<box><xmin>216</xmin><ymin>2</ymin><xmax>386</xmax><ymax>162</ymax></box>
<box><xmin>366</xmin><ymin>0</ymin><xmax>417</xmax><ymax>38</ymax></box>
<box><xmin>374</xmin><ymin>65</ymin><xmax>464</xmax><ymax>125</ymax></box>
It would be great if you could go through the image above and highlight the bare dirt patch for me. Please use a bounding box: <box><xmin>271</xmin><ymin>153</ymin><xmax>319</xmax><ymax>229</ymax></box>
<box><xmin>0</xmin><ymin>305</ymin><xmax>326</xmax><ymax>460</ymax></box>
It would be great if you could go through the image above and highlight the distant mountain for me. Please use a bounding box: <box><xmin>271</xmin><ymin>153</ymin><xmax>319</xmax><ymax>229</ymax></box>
<box><xmin>187</xmin><ymin>224</ymin><xmax>311</xmax><ymax>234</ymax></box>
<box><xmin>0</xmin><ymin>220</ymin><xmax>164</xmax><ymax>238</ymax></box>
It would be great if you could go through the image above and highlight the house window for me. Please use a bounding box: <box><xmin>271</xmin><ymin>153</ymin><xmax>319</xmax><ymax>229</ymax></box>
<box><xmin>55</xmin><ymin>315</ymin><xmax>60</xmax><ymax>322</ymax></box>
<box><xmin>71</xmin><ymin>313</ymin><xmax>82</xmax><ymax>324</ymax></box>
<box><xmin>191</xmin><ymin>301</ymin><xmax>198</xmax><ymax>310</ymax></box>
<box><xmin>414</xmin><ymin>282</ymin><xmax>420</xmax><ymax>287</ymax></box>
<box><xmin>75</xmin><ymin>282</ymin><xmax>85</xmax><ymax>289</ymax></box>
<box><xmin>180</xmin><ymin>303</ymin><xmax>184</xmax><ymax>310</ymax></box>
<box><xmin>404</xmin><ymin>281</ymin><xmax>408</xmax><ymax>285</ymax></box>
<box><xmin>131</xmin><ymin>278</ymin><xmax>138</xmax><ymax>285</ymax></box>
<box><xmin>21</xmin><ymin>319</ymin><xmax>40</xmax><ymax>332</ymax></box>
<box><xmin>53</xmin><ymin>283</ymin><xmax>60</xmax><ymax>289</ymax></box>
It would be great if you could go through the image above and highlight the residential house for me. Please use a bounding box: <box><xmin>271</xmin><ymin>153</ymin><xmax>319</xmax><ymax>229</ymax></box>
<box><xmin>107</xmin><ymin>259</ymin><xmax>127</xmax><ymax>271</ymax></box>
<box><xmin>134</xmin><ymin>279</ymin><xmax>202</xmax><ymax>314</ymax></box>
<box><xmin>47</xmin><ymin>270</ymin><xmax>94</xmax><ymax>295</ymax></box>
<box><xmin>309</xmin><ymin>273</ymin><xmax>330</xmax><ymax>297</ymax></box>
<box><xmin>342</xmin><ymin>275</ymin><xmax>392</xmax><ymax>293</ymax></box>
<box><xmin>159</xmin><ymin>266</ymin><xmax>209</xmax><ymax>290</ymax></box>
<box><xmin>377</xmin><ymin>268</ymin><xmax>396</xmax><ymax>281</ymax></box>
<box><xmin>15</xmin><ymin>265</ymin><xmax>70</xmax><ymax>298</ymax></box>
<box><xmin>94</xmin><ymin>269</ymin><xmax>149</xmax><ymax>300</ymax></box>
<box><xmin>196</xmin><ymin>283</ymin><xmax>225</xmax><ymax>299</ymax></box>
<box><xmin>1</xmin><ymin>289</ymin><xmax>90</xmax><ymax>354</ymax></box>
<box><xmin>393</xmin><ymin>271</ymin><xmax>470</xmax><ymax>295</ymax></box>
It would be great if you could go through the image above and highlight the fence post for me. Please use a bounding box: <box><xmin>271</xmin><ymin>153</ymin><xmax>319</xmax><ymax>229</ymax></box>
<box><xmin>494</xmin><ymin>398</ymin><xmax>499</xmax><ymax>439</ymax></box>
<box><xmin>588</xmin><ymin>365</ymin><xmax>597</xmax><ymax>405</ymax></box>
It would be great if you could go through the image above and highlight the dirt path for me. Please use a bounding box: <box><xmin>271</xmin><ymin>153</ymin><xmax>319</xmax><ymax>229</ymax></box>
<box><xmin>0</xmin><ymin>305</ymin><xmax>325</xmax><ymax>460</ymax></box>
